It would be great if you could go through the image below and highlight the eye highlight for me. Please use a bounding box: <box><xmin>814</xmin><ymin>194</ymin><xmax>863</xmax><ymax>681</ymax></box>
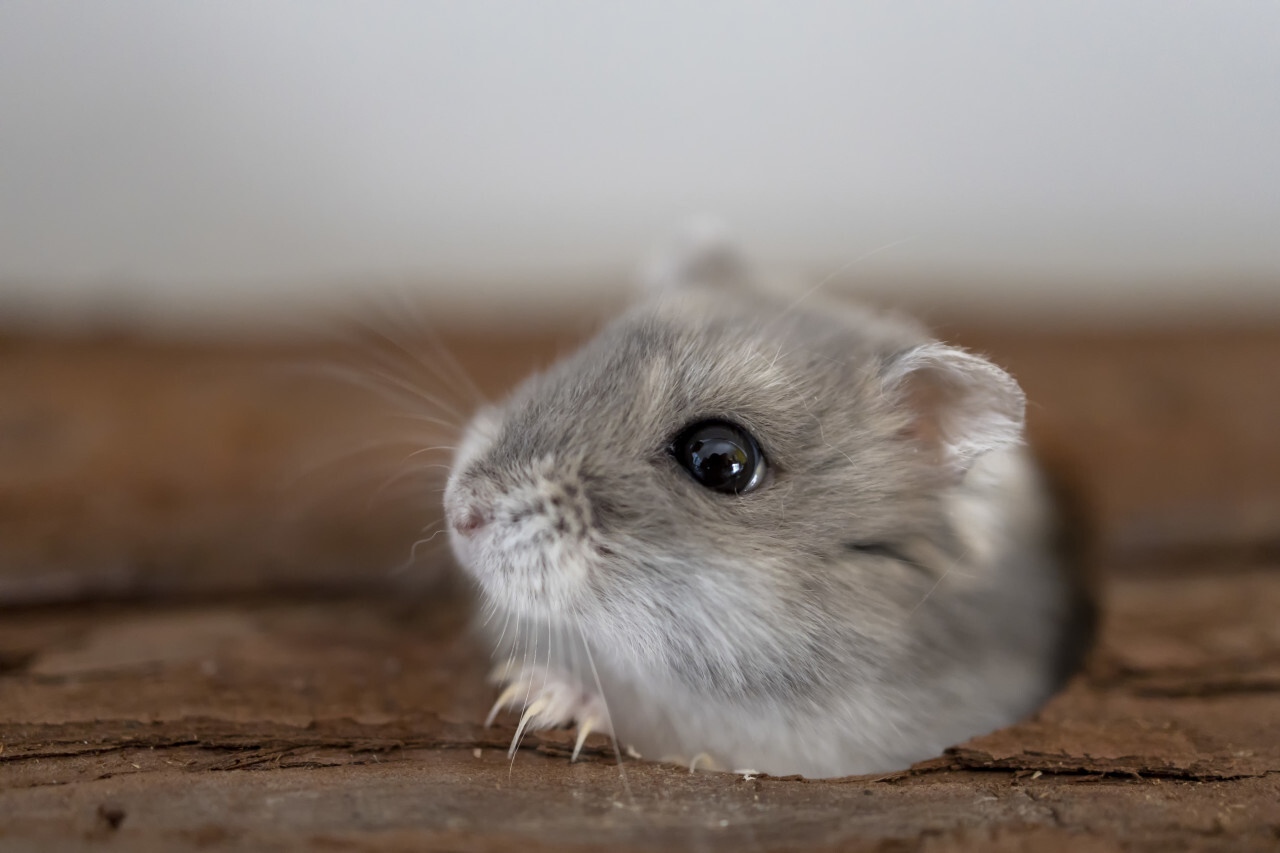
<box><xmin>671</xmin><ymin>420</ymin><xmax>766</xmax><ymax>494</ymax></box>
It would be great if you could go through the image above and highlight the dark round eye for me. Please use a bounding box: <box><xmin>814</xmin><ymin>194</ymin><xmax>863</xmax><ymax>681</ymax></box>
<box><xmin>671</xmin><ymin>420</ymin><xmax>766</xmax><ymax>494</ymax></box>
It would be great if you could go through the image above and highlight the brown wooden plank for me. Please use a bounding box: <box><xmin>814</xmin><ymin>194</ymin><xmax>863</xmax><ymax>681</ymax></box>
<box><xmin>1</xmin><ymin>325</ymin><xmax>1278</xmax><ymax>850</ymax></box>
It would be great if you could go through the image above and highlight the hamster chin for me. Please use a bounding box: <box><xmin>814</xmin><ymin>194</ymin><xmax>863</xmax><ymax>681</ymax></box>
<box><xmin>442</xmin><ymin>273</ymin><xmax>1091</xmax><ymax>779</ymax></box>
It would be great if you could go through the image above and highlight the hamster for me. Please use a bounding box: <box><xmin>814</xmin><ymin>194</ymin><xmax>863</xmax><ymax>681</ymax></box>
<box><xmin>442</xmin><ymin>230</ymin><xmax>1092</xmax><ymax>778</ymax></box>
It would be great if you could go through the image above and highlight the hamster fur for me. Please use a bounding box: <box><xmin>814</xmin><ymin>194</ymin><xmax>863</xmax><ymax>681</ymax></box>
<box><xmin>443</xmin><ymin>235</ymin><xmax>1091</xmax><ymax>778</ymax></box>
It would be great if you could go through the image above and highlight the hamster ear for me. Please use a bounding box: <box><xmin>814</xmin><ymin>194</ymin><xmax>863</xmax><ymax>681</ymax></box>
<box><xmin>880</xmin><ymin>343</ymin><xmax>1026</xmax><ymax>471</ymax></box>
<box><xmin>640</xmin><ymin>216</ymin><xmax>751</xmax><ymax>293</ymax></box>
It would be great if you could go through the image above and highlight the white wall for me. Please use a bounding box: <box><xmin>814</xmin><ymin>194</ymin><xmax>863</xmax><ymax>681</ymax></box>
<box><xmin>2</xmin><ymin>1</ymin><xmax>1278</xmax><ymax>329</ymax></box>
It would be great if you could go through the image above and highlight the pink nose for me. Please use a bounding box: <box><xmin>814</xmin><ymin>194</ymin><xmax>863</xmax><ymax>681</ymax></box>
<box><xmin>448</xmin><ymin>503</ymin><xmax>489</xmax><ymax>536</ymax></box>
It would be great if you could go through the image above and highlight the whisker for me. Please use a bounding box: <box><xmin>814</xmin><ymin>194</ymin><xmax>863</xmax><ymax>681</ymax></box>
<box><xmin>575</xmin><ymin>617</ymin><xmax>633</xmax><ymax>804</ymax></box>
<box><xmin>390</xmin><ymin>525</ymin><xmax>450</xmax><ymax>575</ymax></box>
<box><xmin>509</xmin><ymin>617</ymin><xmax>533</xmax><ymax>774</ymax></box>
<box><xmin>310</xmin><ymin>361</ymin><xmax>467</xmax><ymax>425</ymax></box>
<box><xmin>505</xmin><ymin>613</ymin><xmax>523</xmax><ymax>679</ymax></box>
<box><xmin>359</xmin><ymin>311</ymin><xmax>487</xmax><ymax>408</ymax></box>
<box><xmin>405</xmin><ymin>445</ymin><xmax>457</xmax><ymax>460</ymax></box>
<box><xmin>510</xmin><ymin>617</ymin><xmax>545</xmax><ymax>759</ymax></box>
<box><xmin>276</xmin><ymin>435</ymin><xmax>441</xmax><ymax>494</ymax></box>
<box><xmin>358</xmin><ymin>367</ymin><xmax>469</xmax><ymax>424</ymax></box>
<box><xmin>769</xmin><ymin>236</ymin><xmax>915</xmax><ymax>328</ymax></box>
<box><xmin>365</xmin><ymin>463</ymin><xmax>453</xmax><ymax>511</ymax></box>
<box><xmin>421</xmin><ymin>330</ymin><xmax>489</xmax><ymax>407</ymax></box>
<box><xmin>906</xmin><ymin>542</ymin><xmax>972</xmax><ymax>620</ymax></box>
<box><xmin>390</xmin><ymin>412</ymin><xmax>468</xmax><ymax>431</ymax></box>
<box><xmin>479</xmin><ymin>598</ymin><xmax>500</xmax><ymax>630</ymax></box>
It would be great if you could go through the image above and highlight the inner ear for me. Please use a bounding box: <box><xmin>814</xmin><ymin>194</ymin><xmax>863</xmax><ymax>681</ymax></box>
<box><xmin>879</xmin><ymin>343</ymin><xmax>1026</xmax><ymax>471</ymax></box>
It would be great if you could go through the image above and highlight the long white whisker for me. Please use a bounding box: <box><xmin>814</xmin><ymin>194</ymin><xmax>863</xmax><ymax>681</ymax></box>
<box><xmin>365</xmin><ymin>368</ymin><xmax>468</xmax><ymax>424</ymax></box>
<box><xmin>390</xmin><ymin>413</ymin><xmax>467</xmax><ymax>431</ymax></box>
<box><xmin>511</xmin><ymin>617</ymin><xmax>545</xmax><ymax>758</ymax></box>
<box><xmin>351</xmin><ymin>316</ymin><xmax>478</xmax><ymax>405</ymax></box>
<box><xmin>508</xmin><ymin>619</ymin><xmax>535</xmax><ymax>771</ymax></box>
<box><xmin>365</xmin><ymin>465</ymin><xmax>452</xmax><ymax>511</ymax></box>
<box><xmin>413</xmin><ymin>325</ymin><xmax>489</xmax><ymax>407</ymax></box>
<box><xmin>491</xmin><ymin>607</ymin><xmax>514</xmax><ymax>661</ymax></box>
<box><xmin>478</xmin><ymin>598</ymin><xmax>499</xmax><ymax>629</ymax></box>
<box><xmin>506</xmin><ymin>613</ymin><xmax>523</xmax><ymax>682</ymax></box>
<box><xmin>567</xmin><ymin>621</ymin><xmax>582</xmax><ymax>706</ymax></box>
<box><xmin>405</xmin><ymin>445</ymin><xmax>457</xmax><ymax>460</ymax></box>
<box><xmin>764</xmin><ymin>236</ymin><xmax>917</xmax><ymax>368</ymax></box>
<box><xmin>363</xmin><ymin>314</ymin><xmax>487</xmax><ymax>408</ymax></box>
<box><xmin>906</xmin><ymin>543</ymin><xmax>972</xmax><ymax>620</ymax></box>
<box><xmin>774</xmin><ymin>236</ymin><xmax>916</xmax><ymax>325</ymax></box>
<box><xmin>575</xmin><ymin>618</ymin><xmax>632</xmax><ymax>805</ymax></box>
<box><xmin>277</xmin><ymin>436</ymin><xmax>441</xmax><ymax>494</ymax></box>
<box><xmin>321</xmin><ymin>362</ymin><xmax>467</xmax><ymax>424</ymax></box>
<box><xmin>397</xmin><ymin>526</ymin><xmax>448</xmax><ymax>570</ymax></box>
<box><xmin>356</xmin><ymin>341</ymin><xmax>475</xmax><ymax>420</ymax></box>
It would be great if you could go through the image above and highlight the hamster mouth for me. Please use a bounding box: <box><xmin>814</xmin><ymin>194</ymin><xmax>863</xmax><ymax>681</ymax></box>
<box><xmin>458</xmin><ymin>536</ymin><xmax>597</xmax><ymax>621</ymax></box>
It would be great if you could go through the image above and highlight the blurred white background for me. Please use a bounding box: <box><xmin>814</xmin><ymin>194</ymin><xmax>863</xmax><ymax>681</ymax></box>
<box><xmin>2</xmin><ymin>1</ymin><xmax>1278</xmax><ymax>329</ymax></box>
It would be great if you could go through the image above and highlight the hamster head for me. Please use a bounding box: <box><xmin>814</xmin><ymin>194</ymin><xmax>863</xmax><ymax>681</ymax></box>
<box><xmin>443</xmin><ymin>279</ymin><xmax>1027</xmax><ymax>703</ymax></box>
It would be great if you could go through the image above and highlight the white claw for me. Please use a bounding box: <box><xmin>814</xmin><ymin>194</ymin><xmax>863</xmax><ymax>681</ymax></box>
<box><xmin>571</xmin><ymin>717</ymin><xmax>597</xmax><ymax>762</ymax></box>
<box><xmin>485</xmin><ymin>680</ymin><xmax>529</xmax><ymax>727</ymax></box>
<box><xmin>508</xmin><ymin>696</ymin><xmax>548</xmax><ymax>758</ymax></box>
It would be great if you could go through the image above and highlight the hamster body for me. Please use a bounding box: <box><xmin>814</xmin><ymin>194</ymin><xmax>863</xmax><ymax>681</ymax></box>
<box><xmin>443</xmin><ymin>239</ymin><xmax>1090</xmax><ymax>778</ymax></box>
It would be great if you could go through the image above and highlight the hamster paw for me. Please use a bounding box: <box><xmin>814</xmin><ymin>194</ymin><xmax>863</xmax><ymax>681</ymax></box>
<box><xmin>485</xmin><ymin>666</ymin><xmax>613</xmax><ymax>762</ymax></box>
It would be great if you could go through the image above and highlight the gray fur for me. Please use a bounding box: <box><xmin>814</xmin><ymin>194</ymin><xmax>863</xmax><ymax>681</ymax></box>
<box><xmin>444</xmin><ymin>249</ymin><xmax>1088</xmax><ymax>778</ymax></box>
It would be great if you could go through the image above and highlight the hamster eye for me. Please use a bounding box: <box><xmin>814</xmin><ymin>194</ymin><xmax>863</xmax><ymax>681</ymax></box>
<box><xmin>671</xmin><ymin>420</ymin><xmax>766</xmax><ymax>494</ymax></box>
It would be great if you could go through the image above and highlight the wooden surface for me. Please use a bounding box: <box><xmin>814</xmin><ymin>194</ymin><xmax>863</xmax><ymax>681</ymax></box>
<box><xmin>1</xmin><ymin>324</ymin><xmax>1278</xmax><ymax>851</ymax></box>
